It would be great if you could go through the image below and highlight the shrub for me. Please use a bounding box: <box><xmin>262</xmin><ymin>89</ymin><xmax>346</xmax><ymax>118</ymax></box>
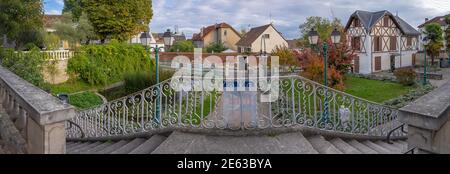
<box><xmin>394</xmin><ymin>68</ymin><xmax>417</xmax><ymax>86</ymax></box>
<box><xmin>271</xmin><ymin>45</ymin><xmax>297</xmax><ymax>71</ymax></box>
<box><xmin>205</xmin><ymin>42</ymin><xmax>227</xmax><ymax>53</ymax></box>
<box><xmin>0</xmin><ymin>47</ymin><xmax>46</xmax><ymax>87</ymax></box>
<box><xmin>124</xmin><ymin>70</ymin><xmax>174</xmax><ymax>94</ymax></box>
<box><xmin>168</xmin><ymin>40</ymin><xmax>194</xmax><ymax>52</ymax></box>
<box><xmin>67</xmin><ymin>40</ymin><xmax>155</xmax><ymax>85</ymax></box>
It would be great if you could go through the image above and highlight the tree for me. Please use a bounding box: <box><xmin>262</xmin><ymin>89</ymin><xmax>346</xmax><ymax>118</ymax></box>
<box><xmin>53</xmin><ymin>12</ymin><xmax>98</xmax><ymax>48</ymax></box>
<box><xmin>297</xmin><ymin>49</ymin><xmax>345</xmax><ymax>90</ymax></box>
<box><xmin>271</xmin><ymin>45</ymin><xmax>298</xmax><ymax>72</ymax></box>
<box><xmin>168</xmin><ymin>40</ymin><xmax>194</xmax><ymax>52</ymax></box>
<box><xmin>240</xmin><ymin>27</ymin><xmax>248</xmax><ymax>37</ymax></box>
<box><xmin>446</xmin><ymin>17</ymin><xmax>450</xmax><ymax>52</ymax></box>
<box><xmin>63</xmin><ymin>0</ymin><xmax>84</xmax><ymax>22</ymax></box>
<box><xmin>83</xmin><ymin>0</ymin><xmax>153</xmax><ymax>43</ymax></box>
<box><xmin>298</xmin><ymin>16</ymin><xmax>343</xmax><ymax>47</ymax></box>
<box><xmin>205</xmin><ymin>42</ymin><xmax>227</xmax><ymax>53</ymax></box>
<box><xmin>43</xmin><ymin>33</ymin><xmax>61</xmax><ymax>50</ymax></box>
<box><xmin>0</xmin><ymin>0</ymin><xmax>44</xmax><ymax>49</ymax></box>
<box><xmin>424</xmin><ymin>23</ymin><xmax>444</xmax><ymax>65</ymax></box>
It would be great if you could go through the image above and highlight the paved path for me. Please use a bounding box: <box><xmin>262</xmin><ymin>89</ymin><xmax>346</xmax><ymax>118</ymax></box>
<box><xmin>429</xmin><ymin>68</ymin><xmax>450</xmax><ymax>88</ymax></box>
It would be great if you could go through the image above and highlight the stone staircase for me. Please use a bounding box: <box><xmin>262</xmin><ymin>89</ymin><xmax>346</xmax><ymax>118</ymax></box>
<box><xmin>67</xmin><ymin>131</ymin><xmax>408</xmax><ymax>154</ymax></box>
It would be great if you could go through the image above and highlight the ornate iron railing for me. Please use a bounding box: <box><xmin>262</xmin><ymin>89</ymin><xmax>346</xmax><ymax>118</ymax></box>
<box><xmin>67</xmin><ymin>75</ymin><xmax>405</xmax><ymax>139</ymax></box>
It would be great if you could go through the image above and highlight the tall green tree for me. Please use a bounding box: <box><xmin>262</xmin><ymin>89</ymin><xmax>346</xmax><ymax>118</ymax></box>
<box><xmin>63</xmin><ymin>0</ymin><xmax>84</xmax><ymax>22</ymax></box>
<box><xmin>83</xmin><ymin>0</ymin><xmax>153</xmax><ymax>43</ymax></box>
<box><xmin>298</xmin><ymin>16</ymin><xmax>343</xmax><ymax>48</ymax></box>
<box><xmin>424</xmin><ymin>23</ymin><xmax>444</xmax><ymax>65</ymax></box>
<box><xmin>0</xmin><ymin>0</ymin><xmax>44</xmax><ymax>49</ymax></box>
<box><xmin>53</xmin><ymin>12</ymin><xmax>98</xmax><ymax>48</ymax></box>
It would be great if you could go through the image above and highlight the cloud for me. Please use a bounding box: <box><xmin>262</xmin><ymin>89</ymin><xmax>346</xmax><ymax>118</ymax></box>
<box><xmin>45</xmin><ymin>9</ymin><xmax>62</xmax><ymax>15</ymax></box>
<box><xmin>150</xmin><ymin>0</ymin><xmax>450</xmax><ymax>39</ymax></box>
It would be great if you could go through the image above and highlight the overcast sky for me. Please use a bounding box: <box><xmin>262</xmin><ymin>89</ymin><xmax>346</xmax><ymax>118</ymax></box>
<box><xmin>44</xmin><ymin>0</ymin><xmax>450</xmax><ymax>39</ymax></box>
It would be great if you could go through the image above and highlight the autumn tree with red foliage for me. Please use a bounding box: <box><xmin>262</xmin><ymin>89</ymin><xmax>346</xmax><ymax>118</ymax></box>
<box><xmin>295</xmin><ymin>31</ymin><xmax>355</xmax><ymax>91</ymax></box>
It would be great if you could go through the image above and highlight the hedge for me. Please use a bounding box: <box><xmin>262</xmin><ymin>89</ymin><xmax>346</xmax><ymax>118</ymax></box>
<box><xmin>67</xmin><ymin>40</ymin><xmax>155</xmax><ymax>85</ymax></box>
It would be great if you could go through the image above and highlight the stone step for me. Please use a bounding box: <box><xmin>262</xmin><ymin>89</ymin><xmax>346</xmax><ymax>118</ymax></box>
<box><xmin>69</xmin><ymin>142</ymin><xmax>103</xmax><ymax>154</ymax></box>
<box><xmin>361</xmin><ymin>141</ymin><xmax>392</xmax><ymax>154</ymax></box>
<box><xmin>66</xmin><ymin>142</ymin><xmax>80</xmax><ymax>149</ymax></box>
<box><xmin>307</xmin><ymin>135</ymin><xmax>343</xmax><ymax>154</ymax></box>
<box><xmin>82</xmin><ymin>141</ymin><xmax>114</xmax><ymax>154</ymax></box>
<box><xmin>329</xmin><ymin>138</ymin><xmax>362</xmax><ymax>154</ymax></box>
<box><xmin>346</xmin><ymin>140</ymin><xmax>378</xmax><ymax>154</ymax></box>
<box><xmin>111</xmin><ymin>138</ymin><xmax>147</xmax><ymax>154</ymax></box>
<box><xmin>129</xmin><ymin>135</ymin><xmax>167</xmax><ymax>154</ymax></box>
<box><xmin>95</xmin><ymin>140</ymin><xmax>129</xmax><ymax>154</ymax></box>
<box><xmin>272</xmin><ymin>132</ymin><xmax>318</xmax><ymax>154</ymax></box>
<box><xmin>387</xmin><ymin>140</ymin><xmax>404</xmax><ymax>150</ymax></box>
<box><xmin>375</xmin><ymin>141</ymin><xmax>402</xmax><ymax>153</ymax></box>
<box><xmin>67</xmin><ymin>142</ymin><xmax>91</xmax><ymax>152</ymax></box>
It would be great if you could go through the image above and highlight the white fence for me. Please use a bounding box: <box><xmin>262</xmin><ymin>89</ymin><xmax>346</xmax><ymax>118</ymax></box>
<box><xmin>42</xmin><ymin>50</ymin><xmax>74</xmax><ymax>61</ymax></box>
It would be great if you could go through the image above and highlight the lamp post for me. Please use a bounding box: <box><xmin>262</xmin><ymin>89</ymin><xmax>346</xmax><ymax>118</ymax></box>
<box><xmin>140</xmin><ymin>29</ymin><xmax>174</xmax><ymax>125</ymax></box>
<box><xmin>308</xmin><ymin>28</ymin><xmax>341</xmax><ymax>123</ymax></box>
<box><xmin>422</xmin><ymin>36</ymin><xmax>430</xmax><ymax>86</ymax></box>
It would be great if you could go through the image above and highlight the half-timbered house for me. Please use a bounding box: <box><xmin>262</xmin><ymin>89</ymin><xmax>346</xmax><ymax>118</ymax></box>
<box><xmin>345</xmin><ymin>10</ymin><xmax>421</xmax><ymax>74</ymax></box>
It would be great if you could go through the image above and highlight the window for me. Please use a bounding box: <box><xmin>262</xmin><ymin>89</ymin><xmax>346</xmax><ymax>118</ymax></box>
<box><xmin>383</xmin><ymin>16</ymin><xmax>389</xmax><ymax>27</ymax></box>
<box><xmin>407</xmin><ymin>37</ymin><xmax>412</xmax><ymax>47</ymax></box>
<box><xmin>246</xmin><ymin>47</ymin><xmax>252</xmax><ymax>53</ymax></box>
<box><xmin>375</xmin><ymin>56</ymin><xmax>382</xmax><ymax>71</ymax></box>
<box><xmin>390</xmin><ymin>36</ymin><xmax>397</xmax><ymax>51</ymax></box>
<box><xmin>354</xmin><ymin>19</ymin><xmax>361</xmax><ymax>27</ymax></box>
<box><xmin>351</xmin><ymin>37</ymin><xmax>361</xmax><ymax>51</ymax></box>
<box><xmin>224</xmin><ymin>30</ymin><xmax>227</xmax><ymax>36</ymax></box>
<box><xmin>264</xmin><ymin>34</ymin><xmax>270</xmax><ymax>39</ymax></box>
<box><xmin>374</xmin><ymin>36</ymin><xmax>382</xmax><ymax>52</ymax></box>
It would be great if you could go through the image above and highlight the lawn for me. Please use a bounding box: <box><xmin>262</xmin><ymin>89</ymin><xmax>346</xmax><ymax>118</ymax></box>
<box><xmin>344</xmin><ymin>76</ymin><xmax>414</xmax><ymax>103</ymax></box>
<box><xmin>45</xmin><ymin>80</ymin><xmax>104</xmax><ymax>95</ymax></box>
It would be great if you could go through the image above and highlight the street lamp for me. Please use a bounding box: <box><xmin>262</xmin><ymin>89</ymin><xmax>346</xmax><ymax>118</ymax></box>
<box><xmin>422</xmin><ymin>36</ymin><xmax>430</xmax><ymax>86</ymax></box>
<box><xmin>163</xmin><ymin>29</ymin><xmax>175</xmax><ymax>51</ymax></box>
<box><xmin>140</xmin><ymin>31</ymin><xmax>164</xmax><ymax>125</ymax></box>
<box><xmin>308</xmin><ymin>28</ymin><xmax>341</xmax><ymax>123</ymax></box>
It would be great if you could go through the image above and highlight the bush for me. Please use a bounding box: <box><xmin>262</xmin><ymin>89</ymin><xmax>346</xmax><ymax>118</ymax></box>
<box><xmin>0</xmin><ymin>47</ymin><xmax>46</xmax><ymax>87</ymax></box>
<box><xmin>69</xmin><ymin>92</ymin><xmax>104</xmax><ymax>109</ymax></box>
<box><xmin>67</xmin><ymin>40</ymin><xmax>155</xmax><ymax>85</ymax></box>
<box><xmin>124</xmin><ymin>70</ymin><xmax>174</xmax><ymax>94</ymax></box>
<box><xmin>205</xmin><ymin>42</ymin><xmax>227</xmax><ymax>53</ymax></box>
<box><xmin>168</xmin><ymin>40</ymin><xmax>194</xmax><ymax>52</ymax></box>
<box><xmin>394</xmin><ymin>68</ymin><xmax>417</xmax><ymax>86</ymax></box>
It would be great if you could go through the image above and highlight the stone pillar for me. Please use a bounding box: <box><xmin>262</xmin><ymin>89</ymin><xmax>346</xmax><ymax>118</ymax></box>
<box><xmin>399</xmin><ymin>82</ymin><xmax>450</xmax><ymax>154</ymax></box>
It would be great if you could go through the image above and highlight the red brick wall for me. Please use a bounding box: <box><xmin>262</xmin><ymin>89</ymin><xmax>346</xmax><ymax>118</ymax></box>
<box><xmin>159</xmin><ymin>52</ymin><xmax>263</xmax><ymax>62</ymax></box>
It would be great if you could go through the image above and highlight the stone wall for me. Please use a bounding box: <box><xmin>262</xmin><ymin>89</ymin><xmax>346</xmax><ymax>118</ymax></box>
<box><xmin>0</xmin><ymin>107</ymin><xmax>26</xmax><ymax>154</ymax></box>
<box><xmin>43</xmin><ymin>59</ymin><xmax>70</xmax><ymax>84</ymax></box>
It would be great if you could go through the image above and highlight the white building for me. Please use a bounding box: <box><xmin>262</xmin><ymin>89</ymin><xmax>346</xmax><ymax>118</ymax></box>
<box><xmin>345</xmin><ymin>10</ymin><xmax>420</xmax><ymax>74</ymax></box>
<box><xmin>236</xmin><ymin>24</ymin><xmax>288</xmax><ymax>53</ymax></box>
<box><xmin>129</xmin><ymin>29</ymin><xmax>165</xmax><ymax>51</ymax></box>
<box><xmin>417</xmin><ymin>13</ymin><xmax>449</xmax><ymax>53</ymax></box>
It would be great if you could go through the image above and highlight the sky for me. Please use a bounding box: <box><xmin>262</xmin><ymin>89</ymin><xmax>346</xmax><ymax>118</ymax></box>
<box><xmin>44</xmin><ymin>0</ymin><xmax>450</xmax><ymax>39</ymax></box>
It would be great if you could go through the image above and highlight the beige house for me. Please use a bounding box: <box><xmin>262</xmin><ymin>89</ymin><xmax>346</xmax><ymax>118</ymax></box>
<box><xmin>192</xmin><ymin>23</ymin><xmax>242</xmax><ymax>51</ymax></box>
<box><xmin>236</xmin><ymin>24</ymin><xmax>288</xmax><ymax>53</ymax></box>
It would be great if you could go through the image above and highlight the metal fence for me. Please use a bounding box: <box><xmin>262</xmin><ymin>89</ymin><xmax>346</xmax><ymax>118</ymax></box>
<box><xmin>67</xmin><ymin>75</ymin><xmax>404</xmax><ymax>139</ymax></box>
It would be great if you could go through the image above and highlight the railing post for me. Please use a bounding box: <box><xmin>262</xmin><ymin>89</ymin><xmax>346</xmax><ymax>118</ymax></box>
<box><xmin>399</xmin><ymin>81</ymin><xmax>450</xmax><ymax>154</ymax></box>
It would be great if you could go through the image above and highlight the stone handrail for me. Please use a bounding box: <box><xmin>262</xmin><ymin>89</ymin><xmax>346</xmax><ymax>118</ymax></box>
<box><xmin>0</xmin><ymin>65</ymin><xmax>75</xmax><ymax>154</ymax></box>
<box><xmin>399</xmin><ymin>81</ymin><xmax>450</xmax><ymax>154</ymax></box>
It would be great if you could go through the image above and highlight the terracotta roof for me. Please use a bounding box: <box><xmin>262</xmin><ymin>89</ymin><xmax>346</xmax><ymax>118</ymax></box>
<box><xmin>236</xmin><ymin>24</ymin><xmax>272</xmax><ymax>47</ymax></box>
<box><xmin>43</xmin><ymin>15</ymin><xmax>63</xmax><ymax>29</ymax></box>
<box><xmin>345</xmin><ymin>10</ymin><xmax>420</xmax><ymax>36</ymax></box>
<box><xmin>418</xmin><ymin>14</ymin><xmax>450</xmax><ymax>28</ymax></box>
<box><xmin>192</xmin><ymin>23</ymin><xmax>240</xmax><ymax>41</ymax></box>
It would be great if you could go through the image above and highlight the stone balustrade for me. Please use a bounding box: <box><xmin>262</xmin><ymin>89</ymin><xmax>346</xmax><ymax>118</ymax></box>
<box><xmin>43</xmin><ymin>50</ymin><xmax>74</xmax><ymax>61</ymax></box>
<box><xmin>399</xmin><ymin>81</ymin><xmax>450</xmax><ymax>154</ymax></box>
<box><xmin>0</xmin><ymin>65</ymin><xmax>75</xmax><ymax>154</ymax></box>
